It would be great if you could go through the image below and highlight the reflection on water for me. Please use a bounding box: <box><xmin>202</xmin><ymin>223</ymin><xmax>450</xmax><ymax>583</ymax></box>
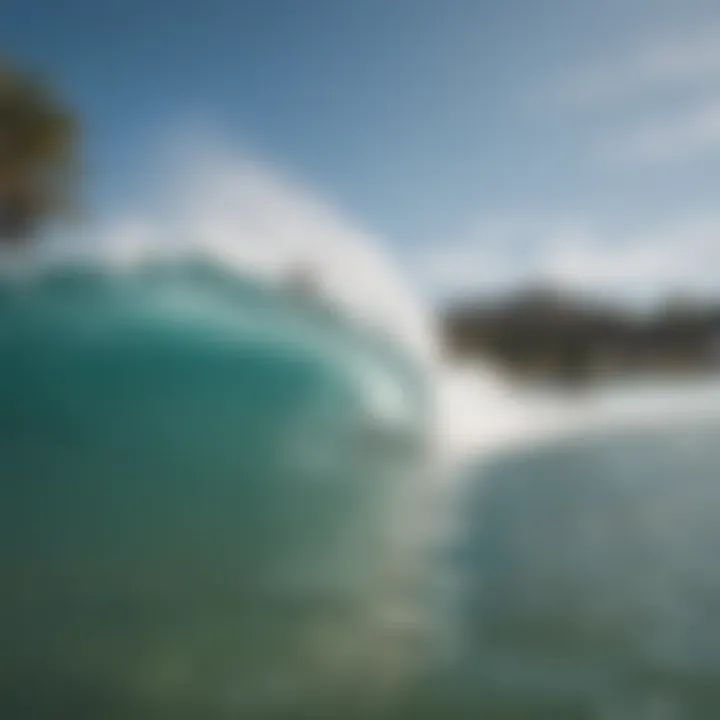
<box><xmin>414</xmin><ymin>418</ymin><xmax>720</xmax><ymax>719</ymax></box>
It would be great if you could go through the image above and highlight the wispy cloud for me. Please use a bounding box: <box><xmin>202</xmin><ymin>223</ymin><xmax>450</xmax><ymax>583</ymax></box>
<box><xmin>412</xmin><ymin>215</ymin><xmax>720</xmax><ymax>304</ymax></box>
<box><xmin>608</xmin><ymin>96</ymin><xmax>720</xmax><ymax>164</ymax></box>
<box><xmin>536</xmin><ymin>17</ymin><xmax>720</xmax><ymax>166</ymax></box>
<box><xmin>548</xmin><ymin>21</ymin><xmax>720</xmax><ymax>108</ymax></box>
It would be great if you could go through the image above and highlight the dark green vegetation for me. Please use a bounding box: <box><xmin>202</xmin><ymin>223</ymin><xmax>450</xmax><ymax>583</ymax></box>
<box><xmin>0</xmin><ymin>61</ymin><xmax>77</xmax><ymax>243</ymax></box>
<box><xmin>443</xmin><ymin>287</ymin><xmax>720</xmax><ymax>386</ymax></box>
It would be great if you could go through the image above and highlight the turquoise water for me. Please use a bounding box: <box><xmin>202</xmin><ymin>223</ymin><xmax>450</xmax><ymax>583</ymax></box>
<box><xmin>3</xmin><ymin>261</ymin><xmax>720</xmax><ymax>719</ymax></box>
<box><xmin>0</xmin><ymin>261</ymin><xmax>435</xmax><ymax>718</ymax></box>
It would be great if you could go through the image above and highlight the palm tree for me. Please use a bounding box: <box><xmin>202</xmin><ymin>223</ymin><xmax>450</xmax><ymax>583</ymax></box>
<box><xmin>0</xmin><ymin>61</ymin><xmax>78</xmax><ymax>244</ymax></box>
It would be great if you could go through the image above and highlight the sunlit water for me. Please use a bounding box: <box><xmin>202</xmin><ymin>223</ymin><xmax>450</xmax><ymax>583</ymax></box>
<box><xmin>1</xmin><ymin>253</ymin><xmax>720</xmax><ymax>719</ymax></box>
<box><xmin>408</xmin><ymin>412</ymin><xmax>720</xmax><ymax>719</ymax></box>
<box><xmin>0</xmin><ymin>261</ymin><xmax>437</xmax><ymax>718</ymax></box>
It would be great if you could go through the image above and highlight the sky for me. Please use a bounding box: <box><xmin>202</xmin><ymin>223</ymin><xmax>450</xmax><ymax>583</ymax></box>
<box><xmin>3</xmin><ymin>0</ymin><xmax>720</xmax><ymax>306</ymax></box>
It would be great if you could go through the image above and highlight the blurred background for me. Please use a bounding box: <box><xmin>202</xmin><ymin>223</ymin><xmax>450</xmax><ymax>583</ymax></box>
<box><xmin>2</xmin><ymin>1</ymin><xmax>720</xmax><ymax>718</ymax></box>
<box><xmin>4</xmin><ymin>0</ymin><xmax>720</xmax><ymax>386</ymax></box>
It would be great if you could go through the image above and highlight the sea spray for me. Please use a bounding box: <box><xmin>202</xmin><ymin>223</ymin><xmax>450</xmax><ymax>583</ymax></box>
<box><xmin>7</xmin><ymin>206</ymin><xmax>720</xmax><ymax>720</ymax></box>
<box><xmin>0</xmin><ymin>257</ymin><xmax>452</xmax><ymax>718</ymax></box>
<box><xmin>0</xmin><ymin>138</ymin><xmax>579</xmax><ymax>718</ymax></box>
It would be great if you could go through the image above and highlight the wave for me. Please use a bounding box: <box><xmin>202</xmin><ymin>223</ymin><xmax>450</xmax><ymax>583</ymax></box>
<box><xmin>4</xmin><ymin>138</ymin><xmax>720</xmax><ymax>717</ymax></box>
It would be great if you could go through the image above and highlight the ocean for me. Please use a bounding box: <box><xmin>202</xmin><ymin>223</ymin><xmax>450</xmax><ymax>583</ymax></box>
<box><xmin>1</xmin><ymin>259</ymin><xmax>719</xmax><ymax>719</ymax></box>
<box><xmin>0</xmin><ymin>261</ymin><xmax>434</xmax><ymax>718</ymax></box>
<box><xmin>410</xmin><ymin>414</ymin><xmax>720</xmax><ymax>719</ymax></box>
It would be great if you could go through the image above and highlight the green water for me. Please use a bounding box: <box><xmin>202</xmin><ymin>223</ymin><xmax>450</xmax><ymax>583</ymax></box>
<box><xmin>413</xmin><ymin>418</ymin><xmax>720</xmax><ymax>719</ymax></box>
<box><xmin>3</xmin><ymin>260</ymin><xmax>720</xmax><ymax>719</ymax></box>
<box><xmin>0</xmin><ymin>261</ymin><xmax>434</xmax><ymax>719</ymax></box>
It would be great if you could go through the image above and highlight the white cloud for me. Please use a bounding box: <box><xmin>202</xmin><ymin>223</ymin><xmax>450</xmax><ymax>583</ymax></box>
<box><xmin>533</xmin><ymin>18</ymin><xmax>720</xmax><ymax>166</ymax></box>
<box><xmin>548</xmin><ymin>21</ymin><xmax>720</xmax><ymax>108</ymax></box>
<box><xmin>411</xmin><ymin>215</ymin><xmax>720</xmax><ymax>304</ymax></box>
<box><xmin>609</xmin><ymin>96</ymin><xmax>720</xmax><ymax>164</ymax></box>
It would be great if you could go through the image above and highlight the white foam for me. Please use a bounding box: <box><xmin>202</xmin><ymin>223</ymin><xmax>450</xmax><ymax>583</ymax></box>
<box><xmin>41</xmin><ymin>137</ymin><xmax>435</xmax><ymax>368</ymax></box>
<box><xmin>23</xmin><ymin>133</ymin><xmax>720</xmax><ymax>470</ymax></box>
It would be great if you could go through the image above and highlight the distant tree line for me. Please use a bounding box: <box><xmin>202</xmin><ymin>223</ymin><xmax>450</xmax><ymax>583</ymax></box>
<box><xmin>442</xmin><ymin>287</ymin><xmax>720</xmax><ymax>386</ymax></box>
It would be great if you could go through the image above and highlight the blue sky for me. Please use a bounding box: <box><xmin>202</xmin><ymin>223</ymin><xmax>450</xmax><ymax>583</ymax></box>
<box><xmin>4</xmin><ymin>0</ymin><xmax>720</xmax><ymax>304</ymax></box>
